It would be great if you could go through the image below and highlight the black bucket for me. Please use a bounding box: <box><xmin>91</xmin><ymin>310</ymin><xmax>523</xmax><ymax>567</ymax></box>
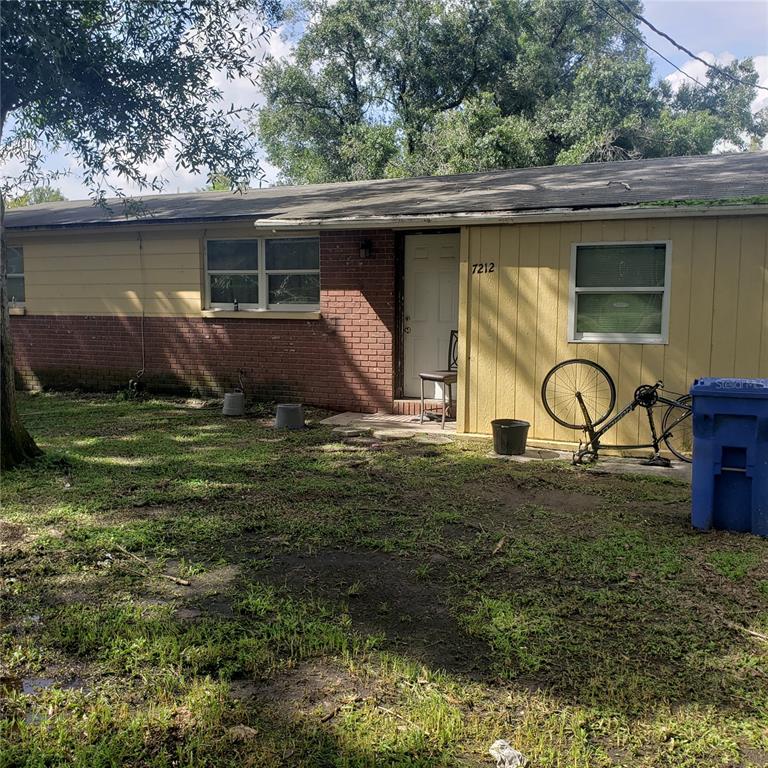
<box><xmin>491</xmin><ymin>419</ymin><xmax>530</xmax><ymax>455</ymax></box>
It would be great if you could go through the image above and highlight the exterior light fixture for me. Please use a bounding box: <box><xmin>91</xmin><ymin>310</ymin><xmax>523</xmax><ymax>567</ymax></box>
<box><xmin>360</xmin><ymin>239</ymin><xmax>372</xmax><ymax>259</ymax></box>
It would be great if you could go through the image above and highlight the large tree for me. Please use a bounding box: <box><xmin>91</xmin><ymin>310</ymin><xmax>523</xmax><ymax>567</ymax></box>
<box><xmin>259</xmin><ymin>0</ymin><xmax>497</xmax><ymax>182</ymax></box>
<box><xmin>0</xmin><ymin>0</ymin><xmax>280</xmax><ymax>470</ymax></box>
<box><xmin>259</xmin><ymin>0</ymin><xmax>767</xmax><ymax>183</ymax></box>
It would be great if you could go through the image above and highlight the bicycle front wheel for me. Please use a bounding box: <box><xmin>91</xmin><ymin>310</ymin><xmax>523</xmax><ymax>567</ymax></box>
<box><xmin>662</xmin><ymin>394</ymin><xmax>693</xmax><ymax>463</ymax></box>
<box><xmin>541</xmin><ymin>359</ymin><xmax>616</xmax><ymax>430</ymax></box>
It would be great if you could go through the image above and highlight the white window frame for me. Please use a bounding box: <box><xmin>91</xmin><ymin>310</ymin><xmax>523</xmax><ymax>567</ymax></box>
<box><xmin>568</xmin><ymin>240</ymin><xmax>672</xmax><ymax>345</ymax></box>
<box><xmin>6</xmin><ymin>244</ymin><xmax>25</xmax><ymax>306</ymax></box>
<box><xmin>204</xmin><ymin>236</ymin><xmax>320</xmax><ymax>312</ymax></box>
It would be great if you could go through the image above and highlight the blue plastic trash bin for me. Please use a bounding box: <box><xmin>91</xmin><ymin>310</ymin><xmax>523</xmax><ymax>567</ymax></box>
<box><xmin>690</xmin><ymin>378</ymin><xmax>768</xmax><ymax>535</ymax></box>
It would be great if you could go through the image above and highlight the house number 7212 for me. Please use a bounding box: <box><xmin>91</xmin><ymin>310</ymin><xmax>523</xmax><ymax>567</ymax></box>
<box><xmin>471</xmin><ymin>262</ymin><xmax>495</xmax><ymax>274</ymax></box>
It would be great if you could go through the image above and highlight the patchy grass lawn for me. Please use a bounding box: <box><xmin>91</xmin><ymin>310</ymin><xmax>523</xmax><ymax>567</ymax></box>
<box><xmin>2</xmin><ymin>392</ymin><xmax>768</xmax><ymax>767</ymax></box>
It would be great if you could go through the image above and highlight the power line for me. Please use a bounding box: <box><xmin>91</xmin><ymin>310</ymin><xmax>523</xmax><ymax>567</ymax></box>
<box><xmin>613</xmin><ymin>0</ymin><xmax>768</xmax><ymax>93</ymax></box>
<box><xmin>590</xmin><ymin>0</ymin><xmax>711</xmax><ymax>92</ymax></box>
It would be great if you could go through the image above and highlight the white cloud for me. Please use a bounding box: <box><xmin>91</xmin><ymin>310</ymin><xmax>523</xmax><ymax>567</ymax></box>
<box><xmin>665</xmin><ymin>50</ymin><xmax>768</xmax><ymax>150</ymax></box>
<box><xmin>665</xmin><ymin>50</ymin><xmax>736</xmax><ymax>92</ymax></box>
<box><xmin>665</xmin><ymin>50</ymin><xmax>768</xmax><ymax>114</ymax></box>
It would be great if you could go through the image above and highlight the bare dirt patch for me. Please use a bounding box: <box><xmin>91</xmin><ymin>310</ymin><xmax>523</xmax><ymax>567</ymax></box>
<box><xmin>0</xmin><ymin>521</ymin><xmax>27</xmax><ymax>544</ymax></box>
<box><xmin>0</xmin><ymin>521</ymin><xmax>38</xmax><ymax>557</ymax></box>
<box><xmin>244</xmin><ymin>659</ymin><xmax>373</xmax><ymax>720</ymax></box>
<box><xmin>257</xmin><ymin>550</ymin><xmax>490</xmax><ymax>678</ymax></box>
<box><xmin>45</xmin><ymin>571</ymin><xmax>117</xmax><ymax>605</ymax></box>
<box><xmin>103</xmin><ymin>505</ymin><xmax>180</xmax><ymax>523</ymax></box>
<box><xmin>465</xmin><ymin>476</ymin><xmax>599</xmax><ymax>520</ymax></box>
<box><xmin>152</xmin><ymin>563</ymin><xmax>241</xmax><ymax>600</ymax></box>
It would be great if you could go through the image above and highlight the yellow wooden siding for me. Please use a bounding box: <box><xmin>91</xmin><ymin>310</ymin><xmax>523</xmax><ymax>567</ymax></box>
<box><xmin>14</xmin><ymin>230</ymin><xmax>202</xmax><ymax>316</ymax></box>
<box><xmin>458</xmin><ymin>215</ymin><xmax>768</xmax><ymax>444</ymax></box>
<box><xmin>455</xmin><ymin>227</ymin><xmax>471</xmax><ymax>427</ymax></box>
<box><xmin>11</xmin><ymin>226</ymin><xmax>318</xmax><ymax>317</ymax></box>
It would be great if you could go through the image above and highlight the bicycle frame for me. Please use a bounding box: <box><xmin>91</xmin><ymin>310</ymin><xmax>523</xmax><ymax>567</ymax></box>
<box><xmin>574</xmin><ymin>383</ymin><xmax>690</xmax><ymax>463</ymax></box>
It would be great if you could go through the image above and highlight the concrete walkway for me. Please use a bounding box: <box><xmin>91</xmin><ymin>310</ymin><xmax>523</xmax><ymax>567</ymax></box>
<box><xmin>487</xmin><ymin>448</ymin><xmax>692</xmax><ymax>482</ymax></box>
<box><xmin>321</xmin><ymin>410</ymin><xmax>457</xmax><ymax>436</ymax></box>
<box><xmin>321</xmin><ymin>411</ymin><xmax>692</xmax><ymax>482</ymax></box>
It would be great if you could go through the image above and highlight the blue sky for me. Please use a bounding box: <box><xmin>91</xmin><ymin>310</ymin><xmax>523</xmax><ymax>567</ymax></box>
<box><xmin>643</xmin><ymin>1</ymin><xmax>768</xmax><ymax>113</ymax></box>
<box><xmin>7</xmin><ymin>0</ymin><xmax>768</xmax><ymax>199</ymax></box>
<box><xmin>645</xmin><ymin>0</ymin><xmax>767</xmax><ymax>73</ymax></box>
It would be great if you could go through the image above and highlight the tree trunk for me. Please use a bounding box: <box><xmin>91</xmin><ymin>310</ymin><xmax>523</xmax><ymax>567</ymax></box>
<box><xmin>1</xmin><ymin>194</ymin><xmax>41</xmax><ymax>470</ymax></box>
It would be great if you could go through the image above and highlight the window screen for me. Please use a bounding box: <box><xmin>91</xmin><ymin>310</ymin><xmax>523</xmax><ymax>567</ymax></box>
<box><xmin>572</xmin><ymin>243</ymin><xmax>668</xmax><ymax>342</ymax></box>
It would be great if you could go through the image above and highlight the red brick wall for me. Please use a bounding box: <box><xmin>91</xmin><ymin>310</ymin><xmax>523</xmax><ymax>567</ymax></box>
<box><xmin>10</xmin><ymin>229</ymin><xmax>396</xmax><ymax>413</ymax></box>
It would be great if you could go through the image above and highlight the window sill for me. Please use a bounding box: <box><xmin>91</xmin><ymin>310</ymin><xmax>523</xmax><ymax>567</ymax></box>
<box><xmin>570</xmin><ymin>335</ymin><xmax>668</xmax><ymax>345</ymax></box>
<box><xmin>201</xmin><ymin>309</ymin><xmax>321</xmax><ymax>320</ymax></box>
<box><xmin>9</xmin><ymin>306</ymin><xmax>26</xmax><ymax>316</ymax></box>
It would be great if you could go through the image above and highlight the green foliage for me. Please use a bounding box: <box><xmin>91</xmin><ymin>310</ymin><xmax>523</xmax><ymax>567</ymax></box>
<box><xmin>6</xmin><ymin>186</ymin><xmax>66</xmax><ymax>208</ymax></box>
<box><xmin>258</xmin><ymin>0</ymin><xmax>767</xmax><ymax>183</ymax></box>
<box><xmin>388</xmin><ymin>93</ymin><xmax>545</xmax><ymax>177</ymax></box>
<box><xmin>461</xmin><ymin>595</ymin><xmax>555</xmax><ymax>675</ymax></box>
<box><xmin>708</xmin><ymin>550</ymin><xmax>759</xmax><ymax>582</ymax></box>
<box><xmin>0</xmin><ymin>0</ymin><xmax>282</xmax><ymax>198</ymax></box>
<box><xmin>258</xmin><ymin>0</ymin><xmax>500</xmax><ymax>183</ymax></box>
<box><xmin>202</xmin><ymin>173</ymin><xmax>236</xmax><ymax>192</ymax></box>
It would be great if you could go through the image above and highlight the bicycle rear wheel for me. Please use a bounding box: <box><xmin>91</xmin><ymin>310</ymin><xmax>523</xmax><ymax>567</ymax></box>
<box><xmin>662</xmin><ymin>394</ymin><xmax>693</xmax><ymax>463</ymax></box>
<box><xmin>541</xmin><ymin>359</ymin><xmax>616</xmax><ymax>430</ymax></box>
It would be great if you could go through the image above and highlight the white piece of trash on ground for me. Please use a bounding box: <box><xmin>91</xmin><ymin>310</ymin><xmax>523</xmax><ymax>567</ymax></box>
<box><xmin>489</xmin><ymin>739</ymin><xmax>527</xmax><ymax>768</ymax></box>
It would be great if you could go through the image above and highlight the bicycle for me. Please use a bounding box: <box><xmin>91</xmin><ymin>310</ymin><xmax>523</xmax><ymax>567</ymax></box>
<box><xmin>540</xmin><ymin>359</ymin><xmax>693</xmax><ymax>466</ymax></box>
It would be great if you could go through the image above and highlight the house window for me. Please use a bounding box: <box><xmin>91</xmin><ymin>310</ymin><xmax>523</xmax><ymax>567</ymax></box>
<box><xmin>207</xmin><ymin>239</ymin><xmax>260</xmax><ymax>309</ymax></box>
<box><xmin>265</xmin><ymin>238</ymin><xmax>320</xmax><ymax>309</ymax></box>
<box><xmin>205</xmin><ymin>237</ymin><xmax>320</xmax><ymax>311</ymax></box>
<box><xmin>570</xmin><ymin>242</ymin><xmax>670</xmax><ymax>343</ymax></box>
<box><xmin>6</xmin><ymin>245</ymin><xmax>25</xmax><ymax>304</ymax></box>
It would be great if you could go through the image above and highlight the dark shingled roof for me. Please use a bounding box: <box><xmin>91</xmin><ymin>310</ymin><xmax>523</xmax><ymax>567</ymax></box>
<box><xmin>6</xmin><ymin>151</ymin><xmax>768</xmax><ymax>231</ymax></box>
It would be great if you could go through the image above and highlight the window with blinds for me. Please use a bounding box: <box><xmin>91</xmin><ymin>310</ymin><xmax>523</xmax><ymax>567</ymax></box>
<box><xmin>570</xmin><ymin>242</ymin><xmax>670</xmax><ymax>343</ymax></box>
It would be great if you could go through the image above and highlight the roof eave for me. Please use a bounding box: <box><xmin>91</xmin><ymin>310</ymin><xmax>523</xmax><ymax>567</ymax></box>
<box><xmin>4</xmin><ymin>213</ymin><xmax>264</xmax><ymax>233</ymax></box>
<box><xmin>252</xmin><ymin>203</ymin><xmax>768</xmax><ymax>231</ymax></box>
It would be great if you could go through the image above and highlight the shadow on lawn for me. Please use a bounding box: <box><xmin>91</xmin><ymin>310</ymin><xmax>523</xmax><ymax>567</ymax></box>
<box><xmin>5</xmin><ymin>668</ymin><xmax>470</xmax><ymax>767</ymax></box>
<box><xmin>7</xmin><ymin>396</ymin><xmax>767</xmax><ymax>724</ymax></box>
<box><xmin>253</xmin><ymin>549</ymin><xmax>493</xmax><ymax>680</ymax></box>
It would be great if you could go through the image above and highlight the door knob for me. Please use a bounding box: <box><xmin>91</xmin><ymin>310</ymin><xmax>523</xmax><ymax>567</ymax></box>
<box><xmin>405</xmin><ymin>326</ymin><xmax>411</xmax><ymax>334</ymax></box>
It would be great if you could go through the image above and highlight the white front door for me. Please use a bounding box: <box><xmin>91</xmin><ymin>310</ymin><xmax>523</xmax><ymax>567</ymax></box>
<box><xmin>403</xmin><ymin>233</ymin><xmax>460</xmax><ymax>398</ymax></box>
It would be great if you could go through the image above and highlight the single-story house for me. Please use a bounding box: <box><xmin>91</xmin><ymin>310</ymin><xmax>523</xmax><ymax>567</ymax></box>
<box><xmin>6</xmin><ymin>152</ymin><xmax>768</xmax><ymax>447</ymax></box>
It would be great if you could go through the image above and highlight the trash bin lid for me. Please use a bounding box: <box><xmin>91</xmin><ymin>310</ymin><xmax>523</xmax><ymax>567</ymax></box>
<box><xmin>690</xmin><ymin>377</ymin><xmax>768</xmax><ymax>398</ymax></box>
